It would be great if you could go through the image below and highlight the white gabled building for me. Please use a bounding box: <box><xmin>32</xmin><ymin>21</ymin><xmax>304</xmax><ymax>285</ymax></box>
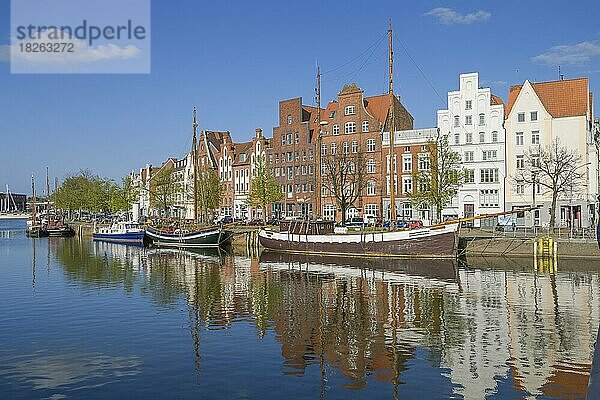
<box><xmin>505</xmin><ymin>77</ymin><xmax>598</xmax><ymax>228</ymax></box>
<box><xmin>437</xmin><ymin>72</ymin><xmax>506</xmax><ymax>227</ymax></box>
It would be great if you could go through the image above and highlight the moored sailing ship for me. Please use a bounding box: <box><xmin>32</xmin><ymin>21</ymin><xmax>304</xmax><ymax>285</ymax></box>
<box><xmin>145</xmin><ymin>108</ymin><xmax>233</xmax><ymax>249</ymax></box>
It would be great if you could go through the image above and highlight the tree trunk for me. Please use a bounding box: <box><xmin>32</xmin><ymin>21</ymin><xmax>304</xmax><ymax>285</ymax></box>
<box><xmin>549</xmin><ymin>192</ymin><xmax>558</xmax><ymax>231</ymax></box>
<box><xmin>340</xmin><ymin>203</ymin><xmax>347</xmax><ymax>226</ymax></box>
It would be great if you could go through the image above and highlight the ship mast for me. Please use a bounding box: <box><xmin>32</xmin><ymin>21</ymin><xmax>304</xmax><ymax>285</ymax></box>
<box><xmin>31</xmin><ymin>174</ymin><xmax>36</xmax><ymax>224</ymax></box>
<box><xmin>192</xmin><ymin>107</ymin><xmax>199</xmax><ymax>224</ymax></box>
<box><xmin>388</xmin><ymin>20</ymin><xmax>397</xmax><ymax>223</ymax></box>
<box><xmin>315</xmin><ymin>65</ymin><xmax>322</xmax><ymax>219</ymax></box>
<box><xmin>46</xmin><ymin>166</ymin><xmax>50</xmax><ymax>213</ymax></box>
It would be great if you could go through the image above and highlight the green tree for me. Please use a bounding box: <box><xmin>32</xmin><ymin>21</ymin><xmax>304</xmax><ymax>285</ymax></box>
<box><xmin>247</xmin><ymin>155</ymin><xmax>283</xmax><ymax>222</ymax></box>
<box><xmin>411</xmin><ymin>131</ymin><xmax>464</xmax><ymax>223</ymax></box>
<box><xmin>195</xmin><ymin>168</ymin><xmax>223</xmax><ymax>224</ymax></box>
<box><xmin>55</xmin><ymin>170</ymin><xmax>109</xmax><ymax>213</ymax></box>
<box><xmin>149</xmin><ymin>165</ymin><xmax>182</xmax><ymax>216</ymax></box>
<box><xmin>107</xmin><ymin>176</ymin><xmax>139</xmax><ymax>212</ymax></box>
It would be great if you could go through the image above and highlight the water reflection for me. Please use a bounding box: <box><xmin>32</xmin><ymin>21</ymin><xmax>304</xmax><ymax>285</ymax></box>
<box><xmin>1</xmin><ymin>351</ymin><xmax>141</xmax><ymax>391</ymax></box>
<box><xmin>45</xmin><ymin>239</ymin><xmax>600</xmax><ymax>399</ymax></box>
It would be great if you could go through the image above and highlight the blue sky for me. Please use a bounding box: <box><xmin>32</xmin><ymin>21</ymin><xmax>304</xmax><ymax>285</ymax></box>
<box><xmin>1</xmin><ymin>0</ymin><xmax>599</xmax><ymax>193</ymax></box>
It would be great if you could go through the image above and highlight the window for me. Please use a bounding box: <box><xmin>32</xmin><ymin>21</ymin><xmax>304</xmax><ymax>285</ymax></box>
<box><xmin>402</xmin><ymin>177</ymin><xmax>413</xmax><ymax>194</ymax></box>
<box><xmin>480</xmin><ymin>168</ymin><xmax>499</xmax><ymax>183</ymax></box>
<box><xmin>531</xmin><ymin>131</ymin><xmax>540</xmax><ymax>145</ymax></box>
<box><xmin>479</xmin><ymin>114</ymin><xmax>485</xmax><ymax>126</ymax></box>
<box><xmin>302</xmin><ymin>165</ymin><xmax>306</xmax><ymax>175</ymax></box>
<box><xmin>518</xmin><ymin>113</ymin><xmax>525</xmax><ymax>122</ymax></box>
<box><xmin>465</xmin><ymin>169</ymin><xmax>475</xmax><ymax>183</ymax></box>
<box><xmin>531</xmin><ymin>155</ymin><xmax>540</xmax><ymax>168</ymax></box>
<box><xmin>402</xmin><ymin>155</ymin><xmax>412</xmax><ymax>172</ymax></box>
<box><xmin>287</xmin><ymin>115</ymin><xmax>292</xmax><ymax>125</ymax></box>
<box><xmin>367</xmin><ymin>139</ymin><xmax>376</xmax><ymax>152</ymax></box>
<box><xmin>465</xmin><ymin>132</ymin><xmax>473</xmax><ymax>143</ymax></box>
<box><xmin>365</xmin><ymin>204</ymin><xmax>379</xmax><ymax>217</ymax></box>
<box><xmin>367</xmin><ymin>159</ymin><xmax>376</xmax><ymax>173</ymax></box>
<box><xmin>516</xmin><ymin>182</ymin><xmax>524</xmax><ymax>194</ymax></box>
<box><xmin>516</xmin><ymin>132</ymin><xmax>523</xmax><ymax>145</ymax></box>
<box><xmin>295</xmin><ymin>133</ymin><xmax>299</xmax><ymax>144</ymax></box>
<box><xmin>287</xmin><ymin>167</ymin><xmax>293</xmax><ymax>179</ymax></box>
<box><xmin>343</xmin><ymin>142</ymin><xmax>349</xmax><ymax>154</ymax></box>
<box><xmin>321</xmin><ymin>186</ymin><xmax>329</xmax><ymax>197</ymax></box>
<box><xmin>351</xmin><ymin>141</ymin><xmax>358</xmax><ymax>153</ymax></box>
<box><xmin>454</xmin><ymin>116</ymin><xmax>460</xmax><ymax>127</ymax></box>
<box><xmin>330</xmin><ymin>143</ymin><xmax>337</xmax><ymax>154</ymax></box>
<box><xmin>309</xmin><ymin>150</ymin><xmax>313</xmax><ymax>160</ymax></box>
<box><xmin>404</xmin><ymin>146</ymin><xmax>410</xmax><ymax>152</ymax></box>
<box><xmin>367</xmin><ymin>180</ymin><xmax>376</xmax><ymax>196</ymax></box>
<box><xmin>492</xmin><ymin>131</ymin><xmax>498</xmax><ymax>143</ymax></box>
<box><xmin>275</xmin><ymin>153</ymin><xmax>279</xmax><ymax>163</ymax></box>
<box><xmin>287</xmin><ymin>152</ymin><xmax>293</xmax><ymax>162</ymax></box>
<box><xmin>302</xmin><ymin>151</ymin><xmax>306</xmax><ymax>161</ymax></box>
<box><xmin>348</xmin><ymin>161</ymin><xmax>355</xmax><ymax>173</ymax></box>
<box><xmin>479</xmin><ymin>132</ymin><xmax>485</xmax><ymax>143</ymax></box>
<box><xmin>418</xmin><ymin>156</ymin><xmax>430</xmax><ymax>171</ymax></box>
<box><xmin>321</xmin><ymin>144</ymin><xmax>326</xmax><ymax>155</ymax></box>
<box><xmin>286</xmin><ymin>133</ymin><xmax>293</xmax><ymax>145</ymax></box>
<box><xmin>281</xmin><ymin>135</ymin><xmax>285</xmax><ymax>146</ymax></box>
<box><xmin>295</xmin><ymin>151</ymin><xmax>299</xmax><ymax>161</ymax></box>
<box><xmin>530</xmin><ymin>111</ymin><xmax>538</xmax><ymax>121</ymax></box>
<box><xmin>466</xmin><ymin>100</ymin><xmax>472</xmax><ymax>110</ymax></box>
<box><xmin>516</xmin><ymin>155</ymin><xmax>524</xmax><ymax>169</ymax></box>
<box><xmin>345</xmin><ymin>105</ymin><xmax>356</xmax><ymax>115</ymax></box>
<box><xmin>454</xmin><ymin>133</ymin><xmax>460</xmax><ymax>145</ymax></box>
<box><xmin>362</xmin><ymin>121</ymin><xmax>369</xmax><ymax>132</ymax></box>
<box><xmin>345</xmin><ymin>122</ymin><xmax>356</xmax><ymax>134</ymax></box>
<box><xmin>333</xmin><ymin>124</ymin><xmax>339</xmax><ymax>135</ymax></box>
<box><xmin>480</xmin><ymin>189</ymin><xmax>499</xmax><ymax>208</ymax></box>
<box><xmin>482</xmin><ymin>150</ymin><xmax>497</xmax><ymax>161</ymax></box>
<box><xmin>465</xmin><ymin>115</ymin><xmax>472</xmax><ymax>125</ymax></box>
<box><xmin>464</xmin><ymin>151</ymin><xmax>474</xmax><ymax>162</ymax></box>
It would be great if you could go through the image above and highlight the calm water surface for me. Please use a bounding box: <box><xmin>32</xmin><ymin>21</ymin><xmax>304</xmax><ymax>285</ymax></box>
<box><xmin>1</xmin><ymin>219</ymin><xmax>599</xmax><ymax>399</ymax></box>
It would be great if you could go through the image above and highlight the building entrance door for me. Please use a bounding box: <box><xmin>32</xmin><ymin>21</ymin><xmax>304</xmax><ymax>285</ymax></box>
<box><xmin>463</xmin><ymin>204</ymin><xmax>474</xmax><ymax>227</ymax></box>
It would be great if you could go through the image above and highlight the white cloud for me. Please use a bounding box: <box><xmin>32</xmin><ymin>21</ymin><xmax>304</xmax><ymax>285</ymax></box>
<box><xmin>425</xmin><ymin>7</ymin><xmax>491</xmax><ymax>25</ymax></box>
<box><xmin>2</xmin><ymin>30</ymin><xmax>142</xmax><ymax>66</ymax></box>
<box><xmin>532</xmin><ymin>41</ymin><xmax>600</xmax><ymax>65</ymax></box>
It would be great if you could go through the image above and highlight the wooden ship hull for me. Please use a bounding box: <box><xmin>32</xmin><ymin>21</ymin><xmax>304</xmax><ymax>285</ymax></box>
<box><xmin>258</xmin><ymin>223</ymin><xmax>459</xmax><ymax>259</ymax></box>
<box><xmin>145</xmin><ymin>226</ymin><xmax>233</xmax><ymax>249</ymax></box>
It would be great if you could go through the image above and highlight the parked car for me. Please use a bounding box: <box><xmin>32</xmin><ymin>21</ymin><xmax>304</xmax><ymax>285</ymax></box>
<box><xmin>215</xmin><ymin>215</ymin><xmax>233</xmax><ymax>225</ymax></box>
<box><xmin>345</xmin><ymin>217</ymin><xmax>365</xmax><ymax>228</ymax></box>
<box><xmin>248</xmin><ymin>218</ymin><xmax>263</xmax><ymax>226</ymax></box>
<box><xmin>383</xmin><ymin>219</ymin><xmax>409</xmax><ymax>229</ymax></box>
<box><xmin>266</xmin><ymin>217</ymin><xmax>280</xmax><ymax>226</ymax></box>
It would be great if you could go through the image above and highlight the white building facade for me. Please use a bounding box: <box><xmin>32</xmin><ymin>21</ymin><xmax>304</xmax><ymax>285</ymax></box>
<box><xmin>505</xmin><ymin>77</ymin><xmax>598</xmax><ymax>228</ymax></box>
<box><xmin>437</xmin><ymin>73</ymin><xmax>506</xmax><ymax>228</ymax></box>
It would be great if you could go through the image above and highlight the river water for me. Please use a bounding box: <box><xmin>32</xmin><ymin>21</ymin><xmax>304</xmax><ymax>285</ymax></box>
<box><xmin>1</xmin><ymin>219</ymin><xmax>599</xmax><ymax>399</ymax></box>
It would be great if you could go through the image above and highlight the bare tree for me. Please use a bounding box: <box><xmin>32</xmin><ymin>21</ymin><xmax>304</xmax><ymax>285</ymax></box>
<box><xmin>149</xmin><ymin>166</ymin><xmax>182</xmax><ymax>217</ymax></box>
<box><xmin>512</xmin><ymin>138</ymin><xmax>585</xmax><ymax>229</ymax></box>
<box><xmin>321</xmin><ymin>149</ymin><xmax>366</xmax><ymax>225</ymax></box>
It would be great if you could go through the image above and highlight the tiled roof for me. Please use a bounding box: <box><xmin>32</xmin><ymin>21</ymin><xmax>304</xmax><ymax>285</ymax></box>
<box><xmin>233</xmin><ymin>141</ymin><xmax>253</xmax><ymax>166</ymax></box>
<box><xmin>506</xmin><ymin>78</ymin><xmax>589</xmax><ymax>118</ymax></box>
<box><xmin>490</xmin><ymin>94</ymin><xmax>504</xmax><ymax>106</ymax></box>
<box><xmin>363</xmin><ymin>94</ymin><xmax>390</xmax><ymax>125</ymax></box>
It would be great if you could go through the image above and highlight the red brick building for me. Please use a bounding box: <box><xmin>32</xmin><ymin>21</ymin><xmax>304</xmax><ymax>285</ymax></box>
<box><xmin>319</xmin><ymin>83</ymin><xmax>413</xmax><ymax>221</ymax></box>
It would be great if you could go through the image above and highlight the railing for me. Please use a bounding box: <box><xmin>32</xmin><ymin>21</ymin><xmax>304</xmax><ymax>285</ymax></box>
<box><xmin>462</xmin><ymin>225</ymin><xmax>599</xmax><ymax>241</ymax></box>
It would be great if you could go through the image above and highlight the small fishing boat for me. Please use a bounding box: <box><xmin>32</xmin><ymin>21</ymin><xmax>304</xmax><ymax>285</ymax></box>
<box><xmin>93</xmin><ymin>221</ymin><xmax>147</xmax><ymax>246</ymax></box>
<box><xmin>44</xmin><ymin>217</ymin><xmax>75</xmax><ymax>237</ymax></box>
<box><xmin>145</xmin><ymin>225</ymin><xmax>233</xmax><ymax>248</ymax></box>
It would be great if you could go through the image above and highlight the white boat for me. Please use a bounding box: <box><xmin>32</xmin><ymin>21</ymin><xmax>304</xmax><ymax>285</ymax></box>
<box><xmin>93</xmin><ymin>221</ymin><xmax>147</xmax><ymax>246</ymax></box>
